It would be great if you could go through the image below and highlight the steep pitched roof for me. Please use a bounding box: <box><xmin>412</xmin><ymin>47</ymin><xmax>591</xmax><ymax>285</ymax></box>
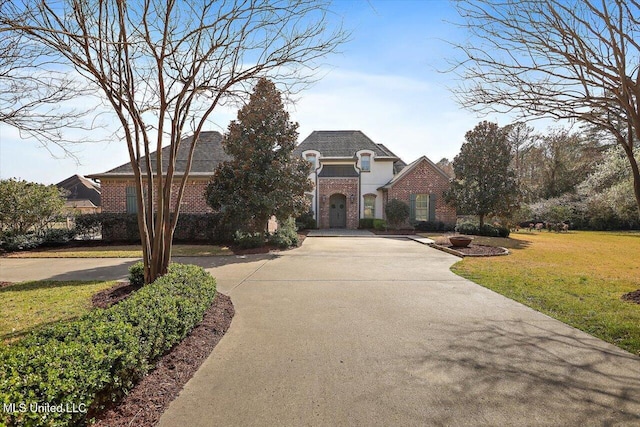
<box><xmin>380</xmin><ymin>155</ymin><xmax>451</xmax><ymax>189</ymax></box>
<box><xmin>89</xmin><ymin>131</ymin><xmax>230</xmax><ymax>178</ymax></box>
<box><xmin>56</xmin><ymin>174</ymin><xmax>101</xmax><ymax>206</ymax></box>
<box><xmin>293</xmin><ymin>131</ymin><xmax>400</xmax><ymax>159</ymax></box>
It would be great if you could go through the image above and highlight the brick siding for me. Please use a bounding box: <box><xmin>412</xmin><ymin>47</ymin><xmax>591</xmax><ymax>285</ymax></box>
<box><xmin>386</xmin><ymin>160</ymin><xmax>456</xmax><ymax>225</ymax></box>
<box><xmin>101</xmin><ymin>178</ymin><xmax>212</xmax><ymax>214</ymax></box>
<box><xmin>318</xmin><ymin>178</ymin><xmax>359</xmax><ymax>229</ymax></box>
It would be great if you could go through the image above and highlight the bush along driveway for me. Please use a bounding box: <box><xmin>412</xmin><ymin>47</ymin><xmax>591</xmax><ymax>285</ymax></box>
<box><xmin>0</xmin><ymin>264</ymin><xmax>217</xmax><ymax>427</ymax></box>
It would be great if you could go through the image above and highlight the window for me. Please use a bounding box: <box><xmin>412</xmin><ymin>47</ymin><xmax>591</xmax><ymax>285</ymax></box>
<box><xmin>306</xmin><ymin>154</ymin><xmax>316</xmax><ymax>169</ymax></box>
<box><xmin>361</xmin><ymin>154</ymin><xmax>371</xmax><ymax>172</ymax></box>
<box><xmin>363</xmin><ymin>194</ymin><xmax>376</xmax><ymax>218</ymax></box>
<box><xmin>413</xmin><ymin>194</ymin><xmax>429</xmax><ymax>221</ymax></box>
<box><xmin>125</xmin><ymin>186</ymin><xmax>137</xmax><ymax>214</ymax></box>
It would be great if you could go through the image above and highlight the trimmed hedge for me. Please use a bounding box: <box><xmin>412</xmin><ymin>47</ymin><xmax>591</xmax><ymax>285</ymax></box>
<box><xmin>75</xmin><ymin>212</ymin><xmax>236</xmax><ymax>243</ymax></box>
<box><xmin>413</xmin><ymin>221</ymin><xmax>455</xmax><ymax>232</ymax></box>
<box><xmin>0</xmin><ymin>264</ymin><xmax>217</xmax><ymax>427</ymax></box>
<box><xmin>358</xmin><ymin>218</ymin><xmax>375</xmax><ymax>229</ymax></box>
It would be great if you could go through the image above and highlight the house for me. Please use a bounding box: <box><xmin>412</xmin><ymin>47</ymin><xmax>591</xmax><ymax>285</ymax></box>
<box><xmin>87</xmin><ymin>131</ymin><xmax>230</xmax><ymax>214</ymax></box>
<box><xmin>56</xmin><ymin>174</ymin><xmax>102</xmax><ymax>214</ymax></box>
<box><xmin>293</xmin><ymin>130</ymin><xmax>456</xmax><ymax>229</ymax></box>
<box><xmin>89</xmin><ymin>129</ymin><xmax>455</xmax><ymax>232</ymax></box>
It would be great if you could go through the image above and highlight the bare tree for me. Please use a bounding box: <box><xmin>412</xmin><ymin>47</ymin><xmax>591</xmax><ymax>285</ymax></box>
<box><xmin>450</xmin><ymin>0</ymin><xmax>640</xmax><ymax>215</ymax></box>
<box><xmin>0</xmin><ymin>0</ymin><xmax>94</xmax><ymax>156</ymax></box>
<box><xmin>1</xmin><ymin>0</ymin><xmax>346</xmax><ymax>283</ymax></box>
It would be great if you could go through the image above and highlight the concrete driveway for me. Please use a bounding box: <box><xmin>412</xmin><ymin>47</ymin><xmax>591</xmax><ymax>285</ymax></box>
<box><xmin>157</xmin><ymin>237</ymin><xmax>640</xmax><ymax>426</ymax></box>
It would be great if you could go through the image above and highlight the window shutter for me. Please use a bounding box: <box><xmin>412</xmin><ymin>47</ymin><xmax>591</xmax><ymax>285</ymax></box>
<box><xmin>409</xmin><ymin>194</ymin><xmax>416</xmax><ymax>222</ymax></box>
<box><xmin>428</xmin><ymin>194</ymin><xmax>437</xmax><ymax>221</ymax></box>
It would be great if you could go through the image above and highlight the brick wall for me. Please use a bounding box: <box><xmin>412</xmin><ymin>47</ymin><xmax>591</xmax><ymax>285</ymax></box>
<box><xmin>101</xmin><ymin>178</ymin><xmax>212</xmax><ymax>214</ymax></box>
<box><xmin>318</xmin><ymin>178</ymin><xmax>359</xmax><ymax>229</ymax></box>
<box><xmin>387</xmin><ymin>160</ymin><xmax>456</xmax><ymax>225</ymax></box>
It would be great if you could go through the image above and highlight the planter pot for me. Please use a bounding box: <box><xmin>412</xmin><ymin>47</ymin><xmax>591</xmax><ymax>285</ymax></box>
<box><xmin>449</xmin><ymin>236</ymin><xmax>473</xmax><ymax>248</ymax></box>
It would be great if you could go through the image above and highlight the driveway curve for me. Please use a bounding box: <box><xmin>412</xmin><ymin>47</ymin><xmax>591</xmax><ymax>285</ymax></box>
<box><xmin>158</xmin><ymin>237</ymin><xmax>640</xmax><ymax>426</ymax></box>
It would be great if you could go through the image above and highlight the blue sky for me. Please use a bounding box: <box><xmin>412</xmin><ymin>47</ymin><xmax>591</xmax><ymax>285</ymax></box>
<box><xmin>0</xmin><ymin>0</ymin><xmax>515</xmax><ymax>185</ymax></box>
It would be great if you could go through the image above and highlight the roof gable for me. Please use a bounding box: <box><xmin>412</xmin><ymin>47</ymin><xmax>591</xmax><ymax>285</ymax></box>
<box><xmin>56</xmin><ymin>174</ymin><xmax>101</xmax><ymax>206</ymax></box>
<box><xmin>293</xmin><ymin>131</ymin><xmax>400</xmax><ymax>159</ymax></box>
<box><xmin>91</xmin><ymin>131</ymin><xmax>230</xmax><ymax>178</ymax></box>
<box><xmin>381</xmin><ymin>155</ymin><xmax>451</xmax><ymax>189</ymax></box>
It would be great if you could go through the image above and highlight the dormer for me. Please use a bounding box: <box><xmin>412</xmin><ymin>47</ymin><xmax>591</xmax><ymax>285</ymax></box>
<box><xmin>301</xmin><ymin>150</ymin><xmax>320</xmax><ymax>171</ymax></box>
<box><xmin>356</xmin><ymin>150</ymin><xmax>375</xmax><ymax>172</ymax></box>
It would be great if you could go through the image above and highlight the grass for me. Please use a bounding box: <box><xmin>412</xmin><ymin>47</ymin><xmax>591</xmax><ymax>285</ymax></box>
<box><xmin>5</xmin><ymin>244</ymin><xmax>232</xmax><ymax>258</ymax></box>
<box><xmin>0</xmin><ymin>280</ymin><xmax>116</xmax><ymax>343</ymax></box>
<box><xmin>444</xmin><ymin>231</ymin><xmax>640</xmax><ymax>356</ymax></box>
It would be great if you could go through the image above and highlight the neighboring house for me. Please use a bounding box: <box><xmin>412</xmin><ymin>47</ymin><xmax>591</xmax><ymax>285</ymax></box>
<box><xmin>293</xmin><ymin>130</ymin><xmax>456</xmax><ymax>229</ymax></box>
<box><xmin>87</xmin><ymin>131</ymin><xmax>230</xmax><ymax>215</ymax></box>
<box><xmin>56</xmin><ymin>174</ymin><xmax>102</xmax><ymax>214</ymax></box>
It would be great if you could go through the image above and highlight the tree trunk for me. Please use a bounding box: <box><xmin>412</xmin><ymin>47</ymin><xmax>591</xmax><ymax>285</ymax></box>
<box><xmin>478</xmin><ymin>213</ymin><xmax>485</xmax><ymax>228</ymax></box>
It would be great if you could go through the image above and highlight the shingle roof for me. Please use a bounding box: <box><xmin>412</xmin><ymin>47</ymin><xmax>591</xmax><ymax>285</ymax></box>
<box><xmin>293</xmin><ymin>131</ymin><xmax>400</xmax><ymax>159</ymax></box>
<box><xmin>56</xmin><ymin>174</ymin><xmax>101</xmax><ymax>206</ymax></box>
<box><xmin>89</xmin><ymin>131</ymin><xmax>230</xmax><ymax>178</ymax></box>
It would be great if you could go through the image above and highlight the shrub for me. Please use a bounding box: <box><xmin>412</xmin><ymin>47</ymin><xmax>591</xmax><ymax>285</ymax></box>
<box><xmin>74</xmin><ymin>213</ymin><xmax>103</xmax><ymax>239</ymax></box>
<box><xmin>359</xmin><ymin>218</ymin><xmax>375</xmax><ymax>229</ymax></box>
<box><xmin>413</xmin><ymin>220</ymin><xmax>455</xmax><ymax>232</ymax></box>
<box><xmin>41</xmin><ymin>228</ymin><xmax>76</xmax><ymax>246</ymax></box>
<box><xmin>0</xmin><ymin>232</ymin><xmax>43</xmax><ymax>252</ymax></box>
<box><xmin>0</xmin><ymin>264</ymin><xmax>216</xmax><ymax>427</ymax></box>
<box><xmin>373</xmin><ymin>219</ymin><xmax>387</xmax><ymax>231</ymax></box>
<box><xmin>269</xmin><ymin>218</ymin><xmax>299</xmax><ymax>249</ymax></box>
<box><xmin>455</xmin><ymin>221</ymin><xmax>510</xmax><ymax>238</ymax></box>
<box><xmin>234</xmin><ymin>230</ymin><xmax>265</xmax><ymax>249</ymax></box>
<box><xmin>128</xmin><ymin>261</ymin><xmax>145</xmax><ymax>287</ymax></box>
<box><xmin>295</xmin><ymin>211</ymin><xmax>317</xmax><ymax>230</ymax></box>
<box><xmin>385</xmin><ymin>199</ymin><xmax>410</xmax><ymax>229</ymax></box>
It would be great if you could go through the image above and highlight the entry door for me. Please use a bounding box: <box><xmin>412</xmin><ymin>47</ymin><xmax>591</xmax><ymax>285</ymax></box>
<box><xmin>329</xmin><ymin>194</ymin><xmax>347</xmax><ymax>228</ymax></box>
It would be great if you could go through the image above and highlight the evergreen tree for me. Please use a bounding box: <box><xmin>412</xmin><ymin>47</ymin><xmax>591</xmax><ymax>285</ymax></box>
<box><xmin>206</xmin><ymin>78</ymin><xmax>312</xmax><ymax>233</ymax></box>
<box><xmin>445</xmin><ymin>121</ymin><xmax>520</xmax><ymax>227</ymax></box>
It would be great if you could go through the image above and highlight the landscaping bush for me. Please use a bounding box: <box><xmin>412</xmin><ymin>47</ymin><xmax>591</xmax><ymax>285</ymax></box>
<box><xmin>0</xmin><ymin>263</ymin><xmax>217</xmax><ymax>427</ymax></box>
<box><xmin>74</xmin><ymin>213</ymin><xmax>103</xmax><ymax>239</ymax></box>
<box><xmin>359</xmin><ymin>218</ymin><xmax>375</xmax><ymax>229</ymax></box>
<box><xmin>128</xmin><ymin>261</ymin><xmax>145</xmax><ymax>287</ymax></box>
<box><xmin>373</xmin><ymin>219</ymin><xmax>387</xmax><ymax>231</ymax></box>
<box><xmin>295</xmin><ymin>211</ymin><xmax>317</xmax><ymax>230</ymax></box>
<box><xmin>233</xmin><ymin>230</ymin><xmax>265</xmax><ymax>249</ymax></box>
<box><xmin>269</xmin><ymin>218</ymin><xmax>299</xmax><ymax>249</ymax></box>
<box><xmin>41</xmin><ymin>228</ymin><xmax>77</xmax><ymax>246</ymax></box>
<box><xmin>0</xmin><ymin>232</ymin><xmax>43</xmax><ymax>251</ymax></box>
<box><xmin>413</xmin><ymin>220</ymin><xmax>455</xmax><ymax>232</ymax></box>
<box><xmin>455</xmin><ymin>221</ymin><xmax>510</xmax><ymax>238</ymax></box>
<box><xmin>384</xmin><ymin>199</ymin><xmax>409</xmax><ymax>229</ymax></box>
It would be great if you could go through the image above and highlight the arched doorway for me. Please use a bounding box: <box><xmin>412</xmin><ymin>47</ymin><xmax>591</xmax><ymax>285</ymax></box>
<box><xmin>329</xmin><ymin>193</ymin><xmax>347</xmax><ymax>228</ymax></box>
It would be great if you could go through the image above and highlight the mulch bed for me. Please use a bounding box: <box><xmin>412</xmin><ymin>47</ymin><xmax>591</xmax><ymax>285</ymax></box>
<box><xmin>433</xmin><ymin>244</ymin><xmax>509</xmax><ymax>257</ymax></box>
<box><xmin>92</xmin><ymin>291</ymin><xmax>234</xmax><ymax>427</ymax></box>
<box><xmin>92</xmin><ymin>281</ymin><xmax>143</xmax><ymax>308</ymax></box>
<box><xmin>622</xmin><ymin>289</ymin><xmax>640</xmax><ymax>305</ymax></box>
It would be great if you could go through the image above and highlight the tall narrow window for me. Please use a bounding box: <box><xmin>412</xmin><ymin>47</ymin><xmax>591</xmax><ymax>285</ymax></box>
<box><xmin>306</xmin><ymin>154</ymin><xmax>316</xmax><ymax>169</ymax></box>
<box><xmin>361</xmin><ymin>154</ymin><xmax>371</xmax><ymax>172</ymax></box>
<box><xmin>414</xmin><ymin>194</ymin><xmax>429</xmax><ymax>221</ymax></box>
<box><xmin>363</xmin><ymin>194</ymin><xmax>376</xmax><ymax>218</ymax></box>
<box><xmin>125</xmin><ymin>186</ymin><xmax>137</xmax><ymax>214</ymax></box>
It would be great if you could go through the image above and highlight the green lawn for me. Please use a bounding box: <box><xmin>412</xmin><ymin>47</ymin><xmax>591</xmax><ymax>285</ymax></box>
<box><xmin>1</xmin><ymin>280</ymin><xmax>116</xmax><ymax>343</ymax></box>
<box><xmin>446</xmin><ymin>231</ymin><xmax>640</xmax><ymax>356</ymax></box>
<box><xmin>5</xmin><ymin>244</ymin><xmax>232</xmax><ymax>258</ymax></box>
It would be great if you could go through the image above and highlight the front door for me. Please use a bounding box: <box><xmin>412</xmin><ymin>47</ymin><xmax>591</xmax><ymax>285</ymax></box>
<box><xmin>329</xmin><ymin>194</ymin><xmax>347</xmax><ymax>228</ymax></box>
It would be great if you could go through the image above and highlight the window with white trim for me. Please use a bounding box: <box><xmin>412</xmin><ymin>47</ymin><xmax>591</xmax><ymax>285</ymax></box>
<box><xmin>305</xmin><ymin>154</ymin><xmax>316</xmax><ymax>169</ymax></box>
<box><xmin>125</xmin><ymin>186</ymin><xmax>137</xmax><ymax>214</ymax></box>
<box><xmin>363</xmin><ymin>194</ymin><xmax>376</xmax><ymax>218</ymax></box>
<box><xmin>361</xmin><ymin>154</ymin><xmax>371</xmax><ymax>172</ymax></box>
